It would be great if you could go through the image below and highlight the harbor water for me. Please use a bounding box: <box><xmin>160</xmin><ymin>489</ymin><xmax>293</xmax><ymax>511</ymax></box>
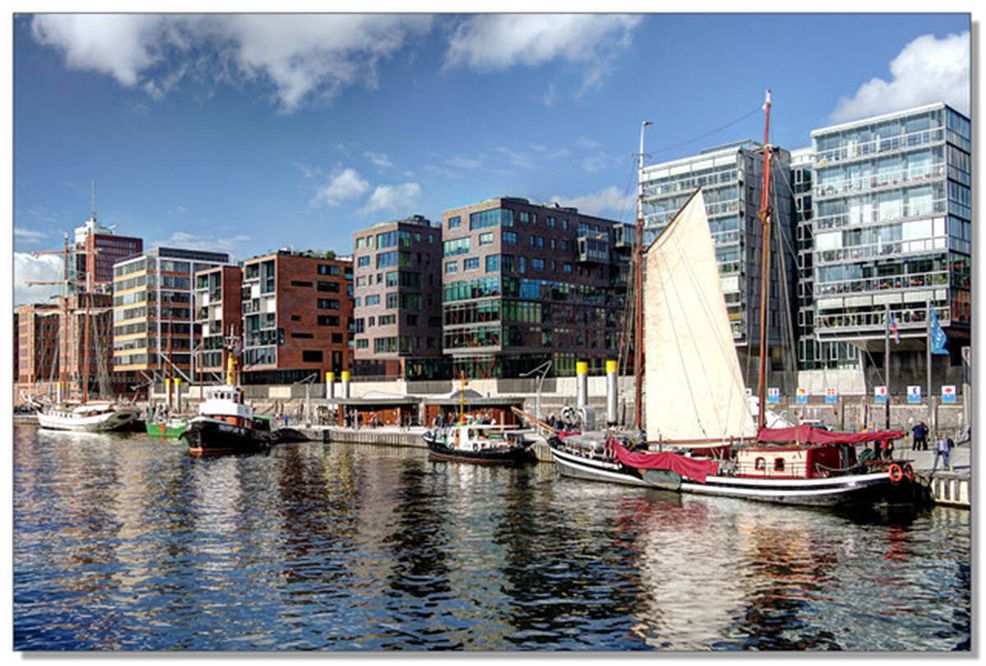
<box><xmin>13</xmin><ymin>425</ymin><xmax>970</xmax><ymax>651</ymax></box>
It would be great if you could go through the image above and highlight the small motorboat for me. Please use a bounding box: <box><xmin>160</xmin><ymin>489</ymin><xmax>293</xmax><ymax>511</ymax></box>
<box><xmin>424</xmin><ymin>424</ymin><xmax>536</xmax><ymax>465</ymax></box>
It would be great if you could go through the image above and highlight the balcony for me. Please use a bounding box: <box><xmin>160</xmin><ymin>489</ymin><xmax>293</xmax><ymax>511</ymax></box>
<box><xmin>814</xmin><ymin>127</ymin><xmax>945</xmax><ymax>167</ymax></box>
<box><xmin>813</xmin><ymin>270</ymin><xmax>949</xmax><ymax>298</ymax></box>
<box><xmin>577</xmin><ymin>234</ymin><xmax>610</xmax><ymax>263</ymax></box>
<box><xmin>814</xmin><ymin>163</ymin><xmax>946</xmax><ymax>200</ymax></box>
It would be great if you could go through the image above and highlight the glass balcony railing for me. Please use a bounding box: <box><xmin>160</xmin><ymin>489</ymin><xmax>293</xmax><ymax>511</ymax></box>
<box><xmin>814</xmin><ymin>236</ymin><xmax>948</xmax><ymax>265</ymax></box>
<box><xmin>813</xmin><ymin>198</ymin><xmax>948</xmax><ymax>231</ymax></box>
<box><xmin>814</xmin><ymin>127</ymin><xmax>945</xmax><ymax>166</ymax></box>
<box><xmin>816</xmin><ymin>306</ymin><xmax>949</xmax><ymax>332</ymax></box>
<box><xmin>813</xmin><ymin>270</ymin><xmax>948</xmax><ymax>297</ymax></box>
<box><xmin>814</xmin><ymin>163</ymin><xmax>945</xmax><ymax>199</ymax></box>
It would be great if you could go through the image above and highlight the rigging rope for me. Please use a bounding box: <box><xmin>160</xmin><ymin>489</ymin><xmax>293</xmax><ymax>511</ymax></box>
<box><xmin>647</xmin><ymin>105</ymin><xmax>763</xmax><ymax>158</ymax></box>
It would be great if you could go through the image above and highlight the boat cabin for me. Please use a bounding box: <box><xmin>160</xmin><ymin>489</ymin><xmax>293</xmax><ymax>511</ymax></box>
<box><xmin>198</xmin><ymin>385</ymin><xmax>254</xmax><ymax>426</ymax></box>
<box><xmin>735</xmin><ymin>444</ymin><xmax>857</xmax><ymax>479</ymax></box>
<box><xmin>448</xmin><ymin>424</ymin><xmax>525</xmax><ymax>451</ymax></box>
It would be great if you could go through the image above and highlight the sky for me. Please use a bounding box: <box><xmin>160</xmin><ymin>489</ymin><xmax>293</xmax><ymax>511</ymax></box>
<box><xmin>12</xmin><ymin>12</ymin><xmax>971</xmax><ymax>306</ymax></box>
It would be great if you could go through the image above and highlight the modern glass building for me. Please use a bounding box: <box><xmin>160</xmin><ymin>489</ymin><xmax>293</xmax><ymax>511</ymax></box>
<box><xmin>440</xmin><ymin>197</ymin><xmax>633</xmax><ymax>379</ymax></box>
<box><xmin>112</xmin><ymin>247</ymin><xmax>231</xmax><ymax>375</ymax></box>
<box><xmin>791</xmin><ymin>147</ymin><xmax>859</xmax><ymax>371</ymax></box>
<box><xmin>352</xmin><ymin>215</ymin><xmax>446</xmax><ymax>380</ymax></box>
<box><xmin>810</xmin><ymin>103</ymin><xmax>971</xmax><ymax>386</ymax></box>
<box><xmin>640</xmin><ymin>141</ymin><xmax>797</xmax><ymax>385</ymax></box>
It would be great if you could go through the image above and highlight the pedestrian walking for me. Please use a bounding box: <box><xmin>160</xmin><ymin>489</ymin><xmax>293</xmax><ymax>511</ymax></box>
<box><xmin>935</xmin><ymin>436</ymin><xmax>954</xmax><ymax>470</ymax></box>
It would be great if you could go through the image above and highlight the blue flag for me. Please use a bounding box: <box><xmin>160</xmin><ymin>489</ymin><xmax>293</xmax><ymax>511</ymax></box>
<box><xmin>930</xmin><ymin>308</ymin><xmax>949</xmax><ymax>355</ymax></box>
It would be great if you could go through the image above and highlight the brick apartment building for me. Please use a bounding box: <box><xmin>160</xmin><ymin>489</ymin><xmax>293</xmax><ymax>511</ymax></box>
<box><xmin>352</xmin><ymin>215</ymin><xmax>446</xmax><ymax>380</ymax></box>
<box><xmin>440</xmin><ymin>196</ymin><xmax>633</xmax><ymax>378</ymax></box>
<box><xmin>74</xmin><ymin>218</ymin><xmax>143</xmax><ymax>289</ymax></box>
<box><xmin>193</xmin><ymin>265</ymin><xmax>244</xmax><ymax>377</ymax></box>
<box><xmin>241</xmin><ymin>251</ymin><xmax>354</xmax><ymax>384</ymax></box>
<box><xmin>16</xmin><ymin>303</ymin><xmax>60</xmax><ymax>398</ymax></box>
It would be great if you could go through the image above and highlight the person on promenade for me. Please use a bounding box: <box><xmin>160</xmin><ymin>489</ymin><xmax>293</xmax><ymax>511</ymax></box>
<box><xmin>934</xmin><ymin>436</ymin><xmax>954</xmax><ymax>470</ymax></box>
<box><xmin>912</xmin><ymin>422</ymin><xmax>928</xmax><ymax>451</ymax></box>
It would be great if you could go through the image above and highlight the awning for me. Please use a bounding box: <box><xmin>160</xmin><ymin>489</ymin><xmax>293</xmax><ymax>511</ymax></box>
<box><xmin>757</xmin><ymin>425</ymin><xmax>906</xmax><ymax>445</ymax></box>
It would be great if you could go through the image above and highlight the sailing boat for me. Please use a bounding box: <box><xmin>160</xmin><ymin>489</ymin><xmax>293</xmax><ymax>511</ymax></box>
<box><xmin>548</xmin><ymin>94</ymin><xmax>917</xmax><ymax>507</ymax></box>
<box><xmin>36</xmin><ymin>231</ymin><xmax>139</xmax><ymax>432</ymax></box>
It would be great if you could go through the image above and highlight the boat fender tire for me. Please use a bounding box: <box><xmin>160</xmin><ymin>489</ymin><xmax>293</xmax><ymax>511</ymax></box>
<box><xmin>902</xmin><ymin>463</ymin><xmax>915</xmax><ymax>482</ymax></box>
<box><xmin>888</xmin><ymin>463</ymin><xmax>903</xmax><ymax>484</ymax></box>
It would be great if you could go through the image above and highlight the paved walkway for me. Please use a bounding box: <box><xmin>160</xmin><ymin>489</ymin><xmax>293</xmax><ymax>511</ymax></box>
<box><xmin>891</xmin><ymin>442</ymin><xmax>970</xmax><ymax>474</ymax></box>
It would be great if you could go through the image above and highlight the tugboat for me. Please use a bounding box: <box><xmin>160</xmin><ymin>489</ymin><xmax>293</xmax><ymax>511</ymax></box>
<box><xmin>424</xmin><ymin>423</ymin><xmax>536</xmax><ymax>465</ymax></box>
<box><xmin>181</xmin><ymin>355</ymin><xmax>273</xmax><ymax>457</ymax></box>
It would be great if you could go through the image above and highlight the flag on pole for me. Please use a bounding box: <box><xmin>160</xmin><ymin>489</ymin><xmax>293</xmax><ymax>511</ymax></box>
<box><xmin>930</xmin><ymin>308</ymin><xmax>949</xmax><ymax>355</ymax></box>
<box><xmin>888</xmin><ymin>312</ymin><xmax>901</xmax><ymax>344</ymax></box>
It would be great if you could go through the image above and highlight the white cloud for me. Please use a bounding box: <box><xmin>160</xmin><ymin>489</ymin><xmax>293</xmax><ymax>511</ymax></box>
<box><xmin>364</xmin><ymin>151</ymin><xmax>394</xmax><ymax>168</ymax></box>
<box><xmin>832</xmin><ymin>31</ymin><xmax>969</xmax><ymax>122</ymax></box>
<box><xmin>313</xmin><ymin>168</ymin><xmax>370</xmax><ymax>207</ymax></box>
<box><xmin>14</xmin><ymin>253</ymin><xmax>64</xmax><ymax>307</ymax></box>
<box><xmin>14</xmin><ymin>227</ymin><xmax>48</xmax><ymax>244</ymax></box>
<box><xmin>362</xmin><ymin>182</ymin><xmax>422</xmax><ymax>214</ymax></box>
<box><xmin>446</xmin><ymin>156</ymin><xmax>484</xmax><ymax>170</ymax></box>
<box><xmin>445</xmin><ymin>15</ymin><xmax>641</xmax><ymax>91</ymax></box>
<box><xmin>30</xmin><ymin>14</ymin><xmax>434</xmax><ymax>112</ymax></box>
<box><xmin>549</xmin><ymin>186</ymin><xmax>634</xmax><ymax>218</ymax></box>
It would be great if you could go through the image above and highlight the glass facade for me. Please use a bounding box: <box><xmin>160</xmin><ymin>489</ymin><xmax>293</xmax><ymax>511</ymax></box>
<box><xmin>810</xmin><ymin>104</ymin><xmax>971</xmax><ymax>352</ymax></box>
<box><xmin>441</xmin><ymin>197</ymin><xmax>631</xmax><ymax>379</ymax></box>
<box><xmin>640</xmin><ymin>142</ymin><xmax>797</xmax><ymax>380</ymax></box>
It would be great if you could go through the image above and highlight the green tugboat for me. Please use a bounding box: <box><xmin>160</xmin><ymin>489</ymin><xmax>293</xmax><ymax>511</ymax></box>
<box><xmin>145</xmin><ymin>416</ymin><xmax>190</xmax><ymax>439</ymax></box>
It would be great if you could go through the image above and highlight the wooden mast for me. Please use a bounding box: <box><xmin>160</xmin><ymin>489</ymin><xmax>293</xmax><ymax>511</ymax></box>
<box><xmin>756</xmin><ymin>90</ymin><xmax>773</xmax><ymax>432</ymax></box>
<box><xmin>634</xmin><ymin>120</ymin><xmax>652</xmax><ymax>431</ymax></box>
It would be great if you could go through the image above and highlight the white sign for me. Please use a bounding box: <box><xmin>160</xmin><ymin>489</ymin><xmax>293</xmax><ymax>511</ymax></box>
<box><xmin>942</xmin><ymin>385</ymin><xmax>957</xmax><ymax>404</ymax></box>
<box><xmin>907</xmin><ymin>385</ymin><xmax>922</xmax><ymax>404</ymax></box>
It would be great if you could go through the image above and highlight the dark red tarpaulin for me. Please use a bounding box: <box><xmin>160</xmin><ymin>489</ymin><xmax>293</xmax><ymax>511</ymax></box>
<box><xmin>757</xmin><ymin>425</ymin><xmax>905</xmax><ymax>445</ymax></box>
<box><xmin>613</xmin><ymin>444</ymin><xmax>720</xmax><ymax>484</ymax></box>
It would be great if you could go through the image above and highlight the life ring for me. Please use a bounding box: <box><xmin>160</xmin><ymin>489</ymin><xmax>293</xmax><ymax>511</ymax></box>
<box><xmin>903</xmin><ymin>463</ymin><xmax>915</xmax><ymax>482</ymax></box>
<box><xmin>888</xmin><ymin>464</ymin><xmax>903</xmax><ymax>484</ymax></box>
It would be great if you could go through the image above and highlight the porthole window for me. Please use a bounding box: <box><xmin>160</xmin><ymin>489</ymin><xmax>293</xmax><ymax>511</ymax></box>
<box><xmin>755</xmin><ymin>457</ymin><xmax>766</xmax><ymax>471</ymax></box>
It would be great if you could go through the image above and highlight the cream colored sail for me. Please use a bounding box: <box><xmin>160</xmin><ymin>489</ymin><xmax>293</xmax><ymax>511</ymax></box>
<box><xmin>644</xmin><ymin>189</ymin><xmax>757</xmax><ymax>442</ymax></box>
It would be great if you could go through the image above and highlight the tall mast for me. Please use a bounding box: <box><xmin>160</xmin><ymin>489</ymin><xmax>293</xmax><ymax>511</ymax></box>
<box><xmin>61</xmin><ymin>232</ymin><xmax>70</xmax><ymax>401</ymax></box>
<box><xmin>634</xmin><ymin>120</ymin><xmax>652</xmax><ymax>431</ymax></box>
<box><xmin>756</xmin><ymin>89</ymin><xmax>773</xmax><ymax>432</ymax></box>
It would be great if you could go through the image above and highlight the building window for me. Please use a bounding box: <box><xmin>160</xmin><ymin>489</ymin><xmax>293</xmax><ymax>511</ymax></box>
<box><xmin>464</xmin><ymin>257</ymin><xmax>480</xmax><ymax>271</ymax></box>
<box><xmin>290</xmin><ymin>280</ymin><xmax>313</xmax><ymax>288</ymax></box>
<box><xmin>479</xmin><ymin>232</ymin><xmax>494</xmax><ymax>245</ymax></box>
<box><xmin>365</xmin><ymin>294</ymin><xmax>380</xmax><ymax>306</ymax></box>
<box><xmin>302</xmin><ymin>350</ymin><xmax>323</xmax><ymax>363</ymax></box>
<box><xmin>443</xmin><ymin>238</ymin><xmax>472</xmax><ymax>256</ymax></box>
<box><xmin>318</xmin><ymin>315</ymin><xmax>341</xmax><ymax>327</ymax></box>
<box><xmin>317</xmin><ymin>264</ymin><xmax>340</xmax><ymax>276</ymax></box>
<box><xmin>486</xmin><ymin>256</ymin><xmax>500</xmax><ymax>273</ymax></box>
<box><xmin>503</xmin><ymin>231</ymin><xmax>517</xmax><ymax>245</ymax></box>
<box><xmin>445</xmin><ymin>261</ymin><xmax>459</xmax><ymax>274</ymax></box>
<box><xmin>531</xmin><ymin>258</ymin><xmax>545</xmax><ymax>271</ymax></box>
<box><xmin>357</xmin><ymin>256</ymin><xmax>371</xmax><ymax>267</ymax></box>
<box><xmin>448</xmin><ymin>216</ymin><xmax>461</xmax><ymax>229</ymax></box>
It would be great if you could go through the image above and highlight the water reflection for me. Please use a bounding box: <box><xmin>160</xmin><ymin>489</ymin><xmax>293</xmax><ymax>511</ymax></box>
<box><xmin>13</xmin><ymin>427</ymin><xmax>971</xmax><ymax>651</ymax></box>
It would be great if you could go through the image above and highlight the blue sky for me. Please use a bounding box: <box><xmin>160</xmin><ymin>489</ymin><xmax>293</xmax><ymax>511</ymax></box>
<box><xmin>13</xmin><ymin>13</ymin><xmax>970</xmax><ymax>304</ymax></box>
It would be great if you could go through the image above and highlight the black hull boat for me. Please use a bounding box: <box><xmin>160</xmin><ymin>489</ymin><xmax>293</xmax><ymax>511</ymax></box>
<box><xmin>181</xmin><ymin>417</ymin><xmax>273</xmax><ymax>457</ymax></box>
<box><xmin>424</xmin><ymin>427</ymin><xmax>536</xmax><ymax>465</ymax></box>
<box><xmin>548</xmin><ymin>430</ymin><xmax>920</xmax><ymax>508</ymax></box>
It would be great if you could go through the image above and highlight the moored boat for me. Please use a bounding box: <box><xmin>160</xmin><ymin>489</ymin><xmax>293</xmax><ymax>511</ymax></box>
<box><xmin>146</xmin><ymin>416</ymin><xmax>190</xmax><ymax>439</ymax></box>
<box><xmin>181</xmin><ymin>384</ymin><xmax>273</xmax><ymax>457</ymax></box>
<box><xmin>37</xmin><ymin>401</ymin><xmax>140</xmax><ymax>432</ymax></box>
<box><xmin>549</xmin><ymin>427</ymin><xmax>918</xmax><ymax>507</ymax></box>
<box><xmin>424</xmin><ymin>424</ymin><xmax>536</xmax><ymax>465</ymax></box>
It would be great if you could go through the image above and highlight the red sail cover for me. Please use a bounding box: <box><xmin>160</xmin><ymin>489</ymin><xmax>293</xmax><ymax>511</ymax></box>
<box><xmin>613</xmin><ymin>444</ymin><xmax>720</xmax><ymax>484</ymax></box>
<box><xmin>757</xmin><ymin>425</ymin><xmax>906</xmax><ymax>445</ymax></box>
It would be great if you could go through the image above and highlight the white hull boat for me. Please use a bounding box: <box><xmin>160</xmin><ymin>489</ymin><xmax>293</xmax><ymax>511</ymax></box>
<box><xmin>37</xmin><ymin>402</ymin><xmax>140</xmax><ymax>432</ymax></box>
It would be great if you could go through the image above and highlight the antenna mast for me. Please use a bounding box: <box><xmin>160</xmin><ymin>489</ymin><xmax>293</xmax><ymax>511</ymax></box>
<box><xmin>90</xmin><ymin>180</ymin><xmax>97</xmax><ymax>222</ymax></box>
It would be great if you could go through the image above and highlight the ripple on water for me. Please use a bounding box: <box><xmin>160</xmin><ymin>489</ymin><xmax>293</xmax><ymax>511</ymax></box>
<box><xmin>13</xmin><ymin>427</ymin><xmax>971</xmax><ymax>651</ymax></box>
